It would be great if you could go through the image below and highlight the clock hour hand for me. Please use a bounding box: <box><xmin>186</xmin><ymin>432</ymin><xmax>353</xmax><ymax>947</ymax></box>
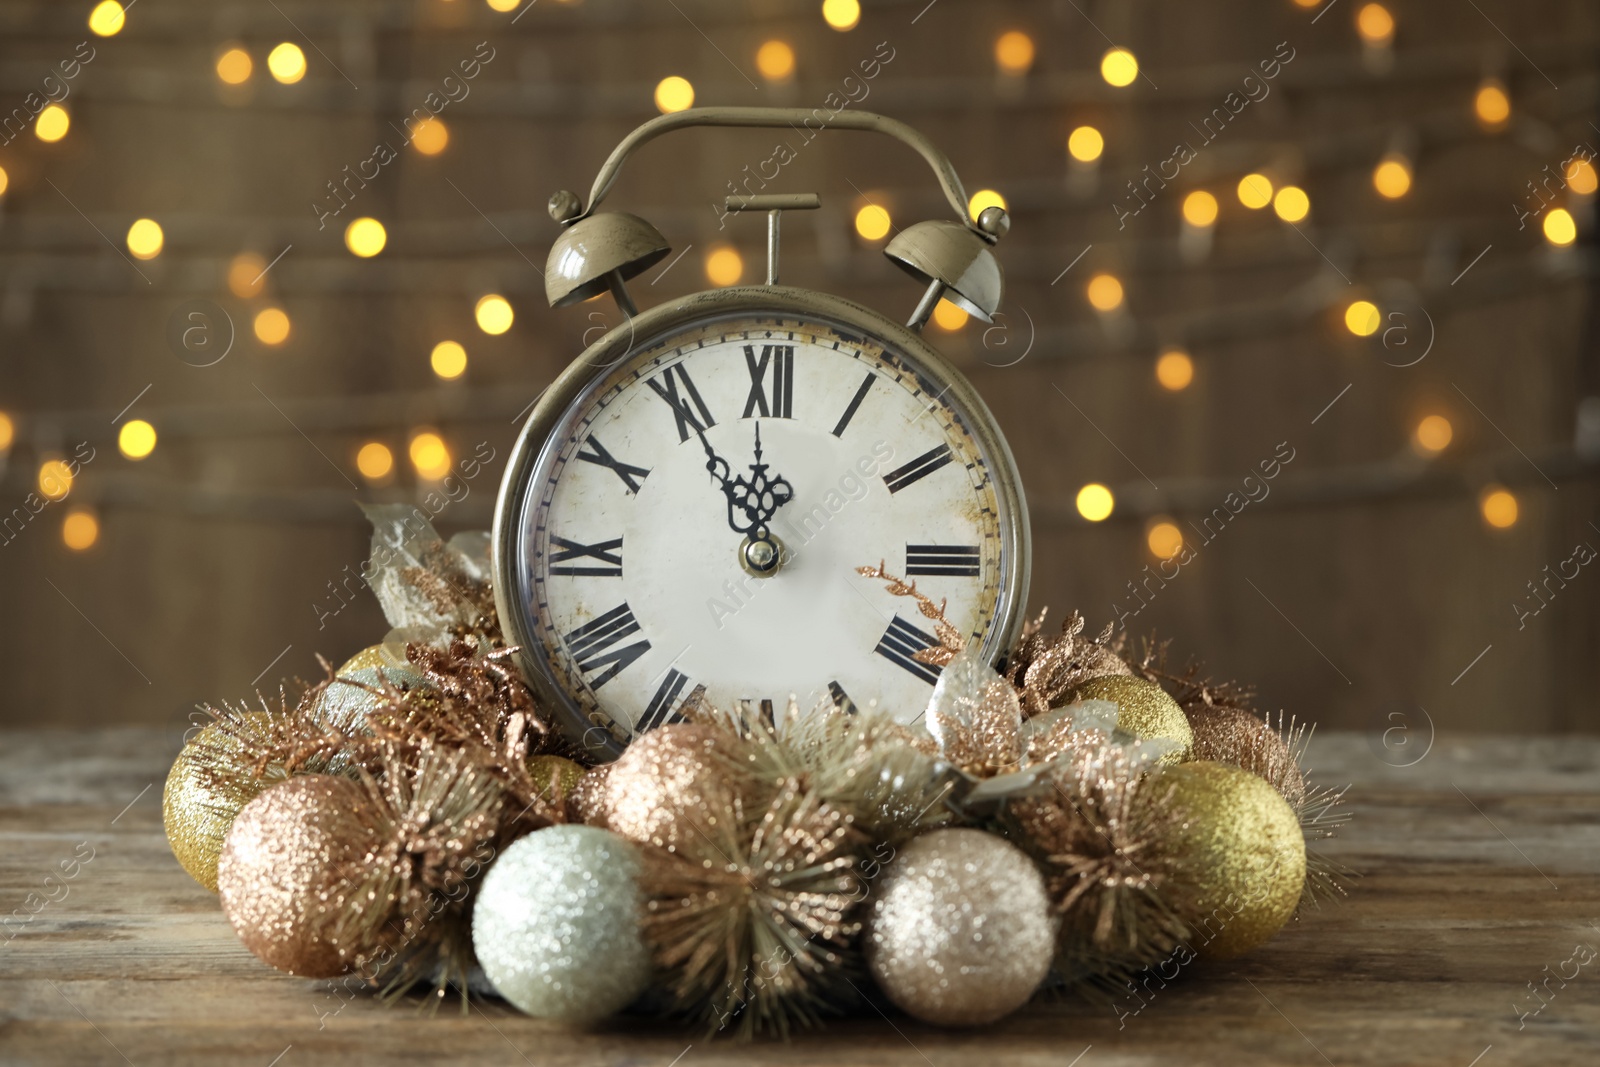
<box><xmin>694</xmin><ymin>423</ymin><xmax>793</xmax><ymax>576</ymax></box>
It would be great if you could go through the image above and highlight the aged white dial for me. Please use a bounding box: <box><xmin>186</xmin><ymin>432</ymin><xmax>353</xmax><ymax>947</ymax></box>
<box><xmin>496</xmin><ymin>297</ymin><xmax>1028</xmax><ymax>755</ymax></box>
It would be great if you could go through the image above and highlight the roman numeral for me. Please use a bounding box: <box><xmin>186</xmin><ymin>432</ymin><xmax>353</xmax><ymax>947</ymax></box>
<box><xmin>873</xmin><ymin>615</ymin><xmax>944</xmax><ymax>685</ymax></box>
<box><xmin>646</xmin><ymin>364</ymin><xmax>716</xmax><ymax>442</ymax></box>
<box><xmin>883</xmin><ymin>444</ymin><xmax>953</xmax><ymax>494</ymax></box>
<box><xmin>827</xmin><ymin>680</ymin><xmax>857</xmax><ymax>714</ymax></box>
<box><xmin>831</xmin><ymin>372</ymin><xmax>875</xmax><ymax>437</ymax></box>
<box><xmin>905</xmin><ymin>544</ymin><xmax>981</xmax><ymax>577</ymax></box>
<box><xmin>576</xmin><ymin>435</ymin><xmax>650</xmax><ymax>494</ymax></box>
<box><xmin>563</xmin><ymin>603</ymin><xmax>650</xmax><ymax>689</ymax></box>
<box><xmin>741</xmin><ymin>344</ymin><xmax>794</xmax><ymax>418</ymax></box>
<box><xmin>639</xmin><ymin>668</ymin><xmax>695</xmax><ymax>731</ymax></box>
<box><xmin>549</xmin><ymin>535</ymin><xmax>623</xmax><ymax>577</ymax></box>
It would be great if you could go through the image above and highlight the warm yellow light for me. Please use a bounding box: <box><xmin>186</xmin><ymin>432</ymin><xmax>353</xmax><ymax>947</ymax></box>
<box><xmin>62</xmin><ymin>509</ymin><xmax>99</xmax><ymax>551</ymax></box>
<box><xmin>254</xmin><ymin>306</ymin><xmax>291</xmax><ymax>345</ymax></box>
<box><xmin>118</xmin><ymin>419</ymin><xmax>157</xmax><ymax>460</ymax></box>
<box><xmin>1344</xmin><ymin>299</ymin><xmax>1380</xmax><ymax>337</ymax></box>
<box><xmin>1293</xmin><ymin>0</ymin><xmax>1322</xmax><ymax>7</ymax></box>
<box><xmin>654</xmin><ymin>75</ymin><xmax>694</xmax><ymax>114</ymax></box>
<box><xmin>1567</xmin><ymin>159</ymin><xmax>1598</xmax><ymax>196</ymax></box>
<box><xmin>1182</xmin><ymin>190</ymin><xmax>1219</xmax><ymax>227</ymax></box>
<box><xmin>0</xmin><ymin>411</ymin><xmax>12</xmax><ymax>451</ymax></box>
<box><xmin>968</xmin><ymin>188</ymin><xmax>1007</xmax><ymax>222</ymax></box>
<box><xmin>228</xmin><ymin>253</ymin><xmax>266</xmax><ymax>298</ymax></box>
<box><xmin>1156</xmin><ymin>349</ymin><xmax>1194</xmax><ymax>391</ymax></box>
<box><xmin>995</xmin><ymin>31</ymin><xmax>1035</xmax><ymax>75</ymax></box>
<box><xmin>1068</xmin><ymin>126</ymin><xmax>1104</xmax><ymax>163</ymax></box>
<box><xmin>932</xmin><ymin>301</ymin><xmax>969</xmax><ymax>331</ymax></box>
<box><xmin>705</xmin><ymin>245</ymin><xmax>743</xmax><ymax>286</ymax></box>
<box><xmin>756</xmin><ymin>40</ymin><xmax>795</xmax><ymax>80</ymax></box>
<box><xmin>344</xmin><ymin>217</ymin><xmax>387</xmax><ymax>258</ymax></box>
<box><xmin>409</xmin><ymin>432</ymin><xmax>452</xmax><ymax>480</ymax></box>
<box><xmin>1087</xmin><ymin>273</ymin><xmax>1124</xmax><ymax>311</ymax></box>
<box><xmin>36</xmin><ymin>104</ymin><xmax>70</xmax><ymax>142</ymax></box>
<box><xmin>1146</xmin><ymin>519</ymin><xmax>1184</xmax><ymax>561</ymax></box>
<box><xmin>854</xmin><ymin>204</ymin><xmax>892</xmax><ymax>241</ymax></box>
<box><xmin>1480</xmin><ymin>486</ymin><xmax>1518</xmax><ymax>529</ymax></box>
<box><xmin>821</xmin><ymin>0</ymin><xmax>860</xmax><ymax>31</ymax></box>
<box><xmin>0</xmin><ymin>165</ymin><xmax>8</xmax><ymax>198</ymax></box>
<box><xmin>475</xmin><ymin>294</ymin><xmax>514</xmax><ymax>334</ymax></box>
<box><xmin>1273</xmin><ymin>185</ymin><xmax>1310</xmax><ymax>222</ymax></box>
<box><xmin>1475</xmin><ymin>80</ymin><xmax>1510</xmax><ymax>127</ymax></box>
<box><xmin>126</xmin><ymin>218</ymin><xmax>164</xmax><ymax>260</ymax></box>
<box><xmin>87</xmin><ymin>1</ymin><xmax>125</xmax><ymax>37</ymax></box>
<box><xmin>1356</xmin><ymin>3</ymin><xmax>1394</xmax><ymax>43</ymax></box>
<box><xmin>1076</xmin><ymin>483</ymin><xmax>1115</xmax><ymax>522</ymax></box>
<box><xmin>1237</xmin><ymin>173</ymin><xmax>1273</xmax><ymax>209</ymax></box>
<box><xmin>1373</xmin><ymin>155</ymin><xmax>1412</xmax><ymax>199</ymax></box>
<box><xmin>267</xmin><ymin>42</ymin><xmax>307</xmax><ymax>84</ymax></box>
<box><xmin>411</xmin><ymin>117</ymin><xmax>449</xmax><ymax>155</ymax></box>
<box><xmin>486</xmin><ymin>0</ymin><xmax>520</xmax><ymax>10</ymax></box>
<box><xmin>356</xmin><ymin>442</ymin><xmax>394</xmax><ymax>480</ymax></box>
<box><xmin>430</xmin><ymin>340</ymin><xmax>468</xmax><ymax>379</ymax></box>
<box><xmin>1100</xmin><ymin>48</ymin><xmax>1139</xmax><ymax>88</ymax></box>
<box><xmin>38</xmin><ymin>459</ymin><xmax>73</xmax><ymax>501</ymax></box>
<box><xmin>1544</xmin><ymin>207</ymin><xmax>1577</xmax><ymax>246</ymax></box>
<box><xmin>216</xmin><ymin>47</ymin><xmax>253</xmax><ymax>85</ymax></box>
<box><xmin>1413</xmin><ymin>414</ymin><xmax>1453</xmax><ymax>454</ymax></box>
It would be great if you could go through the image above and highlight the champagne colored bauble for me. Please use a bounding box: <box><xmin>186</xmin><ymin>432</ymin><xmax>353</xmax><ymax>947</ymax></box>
<box><xmin>1186</xmin><ymin>705</ymin><xmax>1305</xmax><ymax>807</ymax></box>
<box><xmin>1145</xmin><ymin>761</ymin><xmax>1305</xmax><ymax>959</ymax></box>
<box><xmin>570</xmin><ymin>764</ymin><xmax>612</xmax><ymax>825</ymax></box>
<box><xmin>217</xmin><ymin>775</ymin><xmax>380</xmax><ymax>978</ymax></box>
<box><xmin>314</xmin><ymin>646</ymin><xmax>427</xmax><ymax>732</ymax></box>
<box><xmin>527</xmin><ymin>754</ymin><xmax>586</xmax><ymax>805</ymax></box>
<box><xmin>472</xmin><ymin>825</ymin><xmax>651</xmax><ymax>1024</ymax></box>
<box><xmin>596</xmin><ymin>724</ymin><xmax>731</xmax><ymax>852</ymax></box>
<box><xmin>163</xmin><ymin>721</ymin><xmax>277</xmax><ymax>892</ymax></box>
<box><xmin>865</xmin><ymin>828</ymin><xmax>1055</xmax><ymax>1026</ymax></box>
<box><xmin>1069</xmin><ymin>675</ymin><xmax>1192</xmax><ymax>765</ymax></box>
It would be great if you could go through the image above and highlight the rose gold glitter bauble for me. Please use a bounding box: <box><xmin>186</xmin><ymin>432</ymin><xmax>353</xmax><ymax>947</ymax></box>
<box><xmin>1186</xmin><ymin>705</ymin><xmax>1305</xmax><ymax>807</ymax></box>
<box><xmin>597</xmin><ymin>724</ymin><xmax>730</xmax><ymax>852</ymax></box>
<box><xmin>217</xmin><ymin>775</ymin><xmax>380</xmax><ymax>978</ymax></box>
<box><xmin>163</xmin><ymin>721</ymin><xmax>276</xmax><ymax>893</ymax></box>
<box><xmin>1069</xmin><ymin>675</ymin><xmax>1192</xmax><ymax>766</ymax></box>
<box><xmin>571</xmin><ymin>764</ymin><xmax>612</xmax><ymax>825</ymax></box>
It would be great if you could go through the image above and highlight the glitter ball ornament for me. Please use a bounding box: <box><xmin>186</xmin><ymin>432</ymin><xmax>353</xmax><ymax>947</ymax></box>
<box><xmin>472</xmin><ymin>825</ymin><xmax>651</xmax><ymax>1023</ymax></box>
<box><xmin>865</xmin><ymin>828</ymin><xmax>1055</xmax><ymax>1026</ymax></box>
<box><xmin>1187</xmin><ymin>704</ymin><xmax>1305</xmax><ymax>806</ymax></box>
<box><xmin>164</xmin><ymin>722</ymin><xmax>278</xmax><ymax>892</ymax></box>
<box><xmin>314</xmin><ymin>646</ymin><xmax>427</xmax><ymax>732</ymax></box>
<box><xmin>217</xmin><ymin>775</ymin><xmax>381</xmax><ymax>978</ymax></box>
<box><xmin>527</xmin><ymin>754</ymin><xmax>586</xmax><ymax>806</ymax></box>
<box><xmin>596</xmin><ymin>724</ymin><xmax>733</xmax><ymax>852</ymax></box>
<box><xmin>1145</xmin><ymin>760</ymin><xmax>1305</xmax><ymax>959</ymax></box>
<box><xmin>1069</xmin><ymin>675</ymin><xmax>1192</xmax><ymax>765</ymax></box>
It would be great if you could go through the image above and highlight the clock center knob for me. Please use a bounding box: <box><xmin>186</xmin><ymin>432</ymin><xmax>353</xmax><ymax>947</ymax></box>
<box><xmin>741</xmin><ymin>533</ymin><xmax>785</xmax><ymax>578</ymax></box>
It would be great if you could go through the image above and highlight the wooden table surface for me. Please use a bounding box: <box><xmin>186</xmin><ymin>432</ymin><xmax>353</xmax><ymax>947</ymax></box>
<box><xmin>3</xmin><ymin>728</ymin><xmax>1599</xmax><ymax>1067</ymax></box>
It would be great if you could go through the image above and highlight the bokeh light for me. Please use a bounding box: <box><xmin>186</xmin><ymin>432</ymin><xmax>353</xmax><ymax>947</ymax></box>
<box><xmin>410</xmin><ymin>117</ymin><xmax>449</xmax><ymax>155</ymax></box>
<box><xmin>0</xmin><ymin>165</ymin><xmax>8</xmax><ymax>198</ymax></box>
<box><xmin>1344</xmin><ymin>300</ymin><xmax>1381</xmax><ymax>337</ymax></box>
<box><xmin>1356</xmin><ymin>3</ymin><xmax>1395</xmax><ymax>44</ymax></box>
<box><xmin>756</xmin><ymin>40</ymin><xmax>795</xmax><ymax>80</ymax></box>
<box><xmin>1100</xmin><ymin>48</ymin><xmax>1139</xmax><ymax>88</ymax></box>
<box><xmin>475</xmin><ymin>294</ymin><xmax>514</xmax><ymax>334</ymax></box>
<box><xmin>88</xmin><ymin>1</ymin><xmax>125</xmax><ymax>37</ymax></box>
<box><xmin>1567</xmin><ymin>158</ymin><xmax>1598</xmax><ymax>196</ymax></box>
<box><xmin>995</xmin><ymin>31</ymin><xmax>1035</xmax><ymax>75</ymax></box>
<box><xmin>126</xmin><ymin>218</ymin><xmax>164</xmax><ymax>260</ymax></box>
<box><xmin>967</xmin><ymin>188</ymin><xmax>1006</xmax><ymax>222</ymax></box>
<box><xmin>118</xmin><ymin>419</ymin><xmax>157</xmax><ymax>460</ymax></box>
<box><xmin>932</xmin><ymin>301</ymin><xmax>969</xmax><ymax>331</ymax></box>
<box><xmin>38</xmin><ymin>459</ymin><xmax>73</xmax><ymax>501</ymax></box>
<box><xmin>356</xmin><ymin>442</ymin><xmax>394</xmax><ymax>481</ymax></box>
<box><xmin>1076</xmin><ymin>483</ymin><xmax>1115</xmax><ymax>522</ymax></box>
<box><xmin>1147</xmin><ymin>519</ymin><xmax>1184</xmax><ymax>560</ymax></box>
<box><xmin>0</xmin><ymin>411</ymin><xmax>13</xmax><ymax>451</ymax></box>
<box><xmin>62</xmin><ymin>509</ymin><xmax>99</xmax><ymax>551</ymax></box>
<box><xmin>216</xmin><ymin>47</ymin><xmax>253</xmax><ymax>85</ymax></box>
<box><xmin>1480</xmin><ymin>486</ymin><xmax>1518</xmax><ymax>529</ymax></box>
<box><xmin>1156</xmin><ymin>349</ymin><xmax>1194</xmax><ymax>391</ymax></box>
<box><xmin>654</xmin><ymin>76</ymin><xmax>694</xmax><ymax>113</ymax></box>
<box><xmin>267</xmin><ymin>43</ymin><xmax>307</xmax><ymax>84</ymax></box>
<box><xmin>1543</xmin><ymin>207</ymin><xmax>1577</xmax><ymax>246</ymax></box>
<box><xmin>430</xmin><ymin>340</ymin><xmax>468</xmax><ymax>380</ymax></box>
<box><xmin>1413</xmin><ymin>414</ymin><xmax>1453</xmax><ymax>454</ymax></box>
<box><xmin>854</xmin><ymin>204</ymin><xmax>892</xmax><ymax>241</ymax></box>
<box><xmin>1087</xmin><ymin>272</ymin><xmax>1124</xmax><ymax>311</ymax></box>
<box><xmin>228</xmin><ymin>253</ymin><xmax>267</xmax><ymax>298</ymax></box>
<box><xmin>705</xmin><ymin>245</ymin><xmax>743</xmax><ymax>286</ymax></box>
<box><xmin>1474</xmin><ymin>79</ymin><xmax>1510</xmax><ymax>128</ymax></box>
<box><xmin>409</xmin><ymin>432</ymin><xmax>452</xmax><ymax>480</ymax></box>
<box><xmin>1068</xmin><ymin>125</ymin><xmax>1104</xmax><ymax>163</ymax></box>
<box><xmin>36</xmin><ymin>104</ymin><xmax>70</xmax><ymax>142</ymax></box>
<box><xmin>1273</xmin><ymin>185</ymin><xmax>1310</xmax><ymax>222</ymax></box>
<box><xmin>344</xmin><ymin>217</ymin><xmax>387</xmax><ymax>257</ymax></box>
<box><xmin>1373</xmin><ymin>155</ymin><xmax>1412</xmax><ymax>199</ymax></box>
<box><xmin>1237</xmin><ymin>173</ymin><xmax>1273</xmax><ymax>209</ymax></box>
<box><xmin>821</xmin><ymin>0</ymin><xmax>860</xmax><ymax>31</ymax></box>
<box><xmin>1182</xmin><ymin>190</ymin><xmax>1219</xmax><ymax>227</ymax></box>
<box><xmin>254</xmin><ymin>307</ymin><xmax>291</xmax><ymax>345</ymax></box>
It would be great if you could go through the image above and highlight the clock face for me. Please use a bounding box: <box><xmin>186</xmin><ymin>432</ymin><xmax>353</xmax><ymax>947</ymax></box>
<box><xmin>496</xmin><ymin>294</ymin><xmax>1028</xmax><ymax>755</ymax></box>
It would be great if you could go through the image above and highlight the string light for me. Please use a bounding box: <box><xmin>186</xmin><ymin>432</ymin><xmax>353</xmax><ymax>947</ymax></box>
<box><xmin>1146</xmin><ymin>519</ymin><xmax>1184</xmax><ymax>560</ymax></box>
<box><xmin>62</xmin><ymin>509</ymin><xmax>99</xmax><ymax>551</ymax></box>
<box><xmin>1372</xmin><ymin>154</ymin><xmax>1412</xmax><ymax>198</ymax></box>
<box><xmin>1543</xmin><ymin>207</ymin><xmax>1577</xmax><ymax>246</ymax></box>
<box><xmin>356</xmin><ymin>442</ymin><xmax>394</xmax><ymax>481</ymax></box>
<box><xmin>126</xmin><ymin>219</ymin><xmax>164</xmax><ymax>260</ymax></box>
<box><xmin>705</xmin><ymin>245</ymin><xmax>743</xmax><ymax>286</ymax></box>
<box><xmin>1182</xmin><ymin>191</ymin><xmax>1219</xmax><ymax>227</ymax></box>
<box><xmin>254</xmin><ymin>307</ymin><xmax>291</xmax><ymax>345</ymax></box>
<box><xmin>654</xmin><ymin>76</ymin><xmax>694</xmax><ymax>113</ymax></box>
<box><xmin>1344</xmin><ymin>299</ymin><xmax>1380</xmax><ymax>336</ymax></box>
<box><xmin>995</xmin><ymin>31</ymin><xmax>1035</xmax><ymax>75</ymax></box>
<box><xmin>228</xmin><ymin>253</ymin><xmax>267</xmax><ymax>298</ymax></box>
<box><xmin>1273</xmin><ymin>186</ymin><xmax>1310</xmax><ymax>222</ymax></box>
<box><xmin>216</xmin><ymin>47</ymin><xmax>253</xmax><ymax>85</ymax></box>
<box><xmin>38</xmin><ymin>459</ymin><xmax>73</xmax><ymax>501</ymax></box>
<box><xmin>0</xmin><ymin>411</ymin><xmax>12</xmax><ymax>451</ymax></box>
<box><xmin>1567</xmin><ymin>159</ymin><xmax>1598</xmax><ymax>196</ymax></box>
<box><xmin>1100</xmin><ymin>48</ymin><xmax>1138</xmax><ymax>88</ymax></box>
<box><xmin>1087</xmin><ymin>272</ymin><xmax>1124</xmax><ymax>311</ymax></box>
<box><xmin>854</xmin><ymin>204</ymin><xmax>891</xmax><ymax>241</ymax></box>
<box><xmin>0</xmin><ymin>164</ymin><xmax>8</xmax><ymax>198</ymax></box>
<box><xmin>36</xmin><ymin>104</ymin><xmax>69</xmax><ymax>142</ymax></box>
<box><xmin>267</xmin><ymin>43</ymin><xmax>307</xmax><ymax>84</ymax></box>
<box><xmin>932</xmin><ymin>301</ymin><xmax>969</xmax><ymax>331</ymax></box>
<box><xmin>1156</xmin><ymin>349</ymin><xmax>1194</xmax><ymax>391</ymax></box>
<box><xmin>486</xmin><ymin>0</ymin><xmax>520</xmax><ymax>10</ymax></box>
<box><xmin>821</xmin><ymin>0</ymin><xmax>860</xmax><ymax>31</ymax></box>
<box><xmin>1237</xmin><ymin>173</ymin><xmax>1273</xmax><ymax>209</ymax></box>
<box><xmin>409</xmin><ymin>431</ymin><xmax>452</xmax><ymax>480</ymax></box>
<box><xmin>1474</xmin><ymin>79</ymin><xmax>1510</xmax><ymax>128</ymax></box>
<box><xmin>1356</xmin><ymin>3</ymin><xmax>1395</xmax><ymax>45</ymax></box>
<box><xmin>475</xmin><ymin>294</ymin><xmax>514</xmax><ymax>334</ymax></box>
<box><xmin>344</xmin><ymin>217</ymin><xmax>387</xmax><ymax>257</ymax></box>
<box><xmin>1068</xmin><ymin>125</ymin><xmax>1104</xmax><ymax>163</ymax></box>
<box><xmin>1076</xmin><ymin>483</ymin><xmax>1115</xmax><ymax>522</ymax></box>
<box><xmin>756</xmin><ymin>40</ymin><xmax>795</xmax><ymax>81</ymax></box>
<box><xmin>411</xmin><ymin>117</ymin><xmax>448</xmax><ymax>155</ymax></box>
<box><xmin>1413</xmin><ymin>414</ymin><xmax>1452</xmax><ymax>454</ymax></box>
<box><xmin>430</xmin><ymin>340</ymin><xmax>468</xmax><ymax>379</ymax></box>
<box><xmin>1480</xmin><ymin>486</ymin><xmax>1518</xmax><ymax>529</ymax></box>
<box><xmin>967</xmin><ymin>188</ymin><xmax>1006</xmax><ymax>222</ymax></box>
<box><xmin>87</xmin><ymin>1</ymin><xmax>126</xmax><ymax>37</ymax></box>
<box><xmin>118</xmin><ymin>419</ymin><xmax>157</xmax><ymax>460</ymax></box>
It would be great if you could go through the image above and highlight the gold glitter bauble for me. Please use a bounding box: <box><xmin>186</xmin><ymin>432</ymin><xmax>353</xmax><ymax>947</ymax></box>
<box><xmin>163</xmin><ymin>721</ymin><xmax>278</xmax><ymax>893</ymax></box>
<box><xmin>1145</xmin><ymin>760</ymin><xmax>1305</xmax><ymax>959</ymax></box>
<box><xmin>598</xmin><ymin>724</ymin><xmax>732</xmax><ymax>852</ymax></box>
<box><xmin>1069</xmin><ymin>675</ymin><xmax>1192</xmax><ymax>765</ymax></box>
<box><xmin>217</xmin><ymin>775</ymin><xmax>380</xmax><ymax>978</ymax></box>
<box><xmin>1187</xmin><ymin>705</ymin><xmax>1305</xmax><ymax>807</ymax></box>
<box><xmin>865</xmin><ymin>828</ymin><xmax>1055</xmax><ymax>1026</ymax></box>
<box><xmin>527</xmin><ymin>754</ymin><xmax>586</xmax><ymax>805</ymax></box>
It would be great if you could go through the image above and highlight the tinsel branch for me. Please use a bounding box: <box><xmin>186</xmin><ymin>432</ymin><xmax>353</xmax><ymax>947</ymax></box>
<box><xmin>855</xmin><ymin>562</ymin><xmax>965</xmax><ymax>666</ymax></box>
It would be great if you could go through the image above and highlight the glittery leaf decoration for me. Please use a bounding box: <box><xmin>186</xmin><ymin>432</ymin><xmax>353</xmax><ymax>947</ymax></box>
<box><xmin>360</xmin><ymin>503</ymin><xmax>500</xmax><ymax>646</ymax></box>
<box><xmin>1006</xmin><ymin>609</ymin><xmax>1134</xmax><ymax>719</ymax></box>
<box><xmin>854</xmin><ymin>562</ymin><xmax>964</xmax><ymax>667</ymax></box>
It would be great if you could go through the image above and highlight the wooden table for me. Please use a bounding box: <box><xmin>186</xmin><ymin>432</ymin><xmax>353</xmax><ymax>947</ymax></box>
<box><xmin>3</xmin><ymin>728</ymin><xmax>1598</xmax><ymax>1066</ymax></box>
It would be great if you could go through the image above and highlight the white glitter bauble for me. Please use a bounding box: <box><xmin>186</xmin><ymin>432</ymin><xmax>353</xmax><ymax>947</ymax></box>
<box><xmin>866</xmin><ymin>828</ymin><xmax>1055</xmax><ymax>1026</ymax></box>
<box><xmin>472</xmin><ymin>825</ymin><xmax>651</xmax><ymax>1024</ymax></box>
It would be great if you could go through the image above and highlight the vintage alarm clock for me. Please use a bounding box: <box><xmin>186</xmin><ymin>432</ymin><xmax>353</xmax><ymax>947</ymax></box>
<box><xmin>492</xmin><ymin>107</ymin><xmax>1030</xmax><ymax>758</ymax></box>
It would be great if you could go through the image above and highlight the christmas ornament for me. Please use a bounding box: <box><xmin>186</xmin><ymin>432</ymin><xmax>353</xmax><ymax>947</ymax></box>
<box><xmin>865</xmin><ymin>828</ymin><xmax>1055</xmax><ymax>1026</ymax></box>
<box><xmin>1145</xmin><ymin>761</ymin><xmax>1305</xmax><ymax>959</ymax></box>
<box><xmin>527</xmin><ymin>754</ymin><xmax>585</xmax><ymax>806</ymax></box>
<box><xmin>592</xmin><ymin>723</ymin><xmax>737</xmax><ymax>853</ymax></box>
<box><xmin>1068</xmin><ymin>675</ymin><xmax>1192</xmax><ymax>765</ymax></box>
<box><xmin>315</xmin><ymin>650</ymin><xmax>427</xmax><ymax>733</ymax></box>
<box><xmin>472</xmin><ymin>825</ymin><xmax>651</xmax><ymax>1023</ymax></box>
<box><xmin>1005</xmin><ymin>609</ymin><xmax>1133</xmax><ymax>717</ymax></box>
<box><xmin>163</xmin><ymin>721</ymin><xmax>280</xmax><ymax>892</ymax></box>
<box><xmin>359</xmin><ymin>502</ymin><xmax>499</xmax><ymax>646</ymax></box>
<box><xmin>217</xmin><ymin>775</ymin><xmax>382</xmax><ymax>978</ymax></box>
<box><xmin>1186</xmin><ymin>704</ymin><xmax>1304</xmax><ymax>806</ymax></box>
